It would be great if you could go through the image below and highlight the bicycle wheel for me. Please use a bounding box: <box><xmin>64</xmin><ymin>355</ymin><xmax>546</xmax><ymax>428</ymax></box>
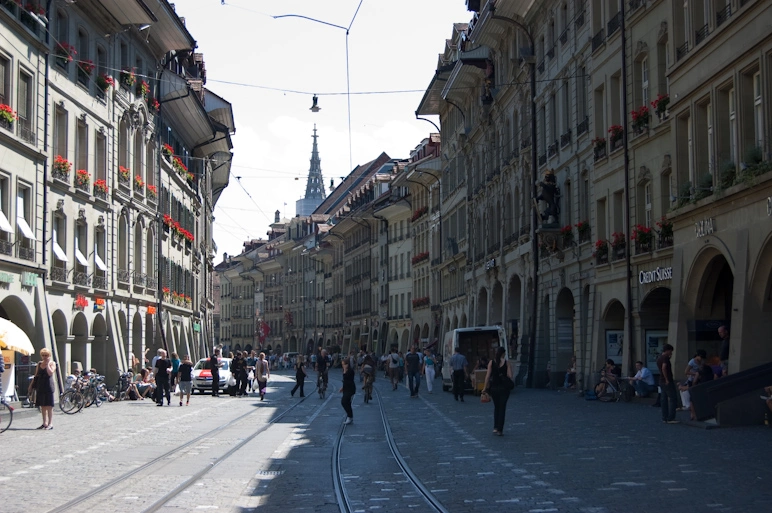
<box><xmin>597</xmin><ymin>385</ymin><xmax>615</xmax><ymax>402</ymax></box>
<box><xmin>0</xmin><ymin>402</ymin><xmax>12</xmax><ymax>433</ymax></box>
<box><xmin>60</xmin><ymin>390</ymin><xmax>83</xmax><ymax>414</ymax></box>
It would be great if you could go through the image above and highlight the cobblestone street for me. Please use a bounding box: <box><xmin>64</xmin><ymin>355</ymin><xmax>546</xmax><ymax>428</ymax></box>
<box><xmin>1</xmin><ymin>372</ymin><xmax>770</xmax><ymax>513</ymax></box>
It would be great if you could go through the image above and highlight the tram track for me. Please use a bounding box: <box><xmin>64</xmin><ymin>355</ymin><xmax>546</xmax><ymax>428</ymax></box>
<box><xmin>332</xmin><ymin>382</ymin><xmax>450</xmax><ymax>513</ymax></box>
<box><xmin>48</xmin><ymin>381</ymin><xmax>322</xmax><ymax>513</ymax></box>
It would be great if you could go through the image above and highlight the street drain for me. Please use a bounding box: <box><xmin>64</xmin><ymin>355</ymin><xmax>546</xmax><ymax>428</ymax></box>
<box><xmin>256</xmin><ymin>470</ymin><xmax>285</xmax><ymax>476</ymax></box>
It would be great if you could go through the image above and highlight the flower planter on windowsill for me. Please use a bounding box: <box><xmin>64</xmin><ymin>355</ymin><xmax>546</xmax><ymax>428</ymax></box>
<box><xmin>52</xmin><ymin>169</ymin><xmax>70</xmax><ymax>184</ymax></box>
<box><xmin>0</xmin><ymin>118</ymin><xmax>12</xmax><ymax>132</ymax></box>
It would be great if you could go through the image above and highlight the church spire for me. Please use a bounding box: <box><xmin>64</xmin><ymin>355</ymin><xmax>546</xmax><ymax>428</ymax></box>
<box><xmin>304</xmin><ymin>124</ymin><xmax>326</xmax><ymax>201</ymax></box>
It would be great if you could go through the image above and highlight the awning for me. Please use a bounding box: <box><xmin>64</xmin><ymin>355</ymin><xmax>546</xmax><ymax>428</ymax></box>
<box><xmin>17</xmin><ymin>216</ymin><xmax>35</xmax><ymax>240</ymax></box>
<box><xmin>0</xmin><ymin>317</ymin><xmax>35</xmax><ymax>356</ymax></box>
<box><xmin>0</xmin><ymin>211</ymin><xmax>12</xmax><ymax>233</ymax></box>
<box><xmin>160</xmin><ymin>69</ymin><xmax>215</xmax><ymax>148</ymax></box>
<box><xmin>75</xmin><ymin>247</ymin><xmax>89</xmax><ymax>266</ymax></box>
<box><xmin>144</xmin><ymin>0</ymin><xmax>196</xmax><ymax>54</ymax></box>
<box><xmin>416</xmin><ymin>64</ymin><xmax>454</xmax><ymax>116</ymax></box>
<box><xmin>211</xmin><ymin>153</ymin><xmax>232</xmax><ymax>207</ymax></box>
<box><xmin>97</xmin><ymin>0</ymin><xmax>156</xmax><ymax>26</ymax></box>
<box><xmin>203</xmin><ymin>88</ymin><xmax>235</xmax><ymax>133</ymax></box>
<box><xmin>195</xmin><ymin>131</ymin><xmax>232</xmax><ymax>159</ymax></box>
<box><xmin>53</xmin><ymin>241</ymin><xmax>68</xmax><ymax>262</ymax></box>
<box><xmin>95</xmin><ymin>252</ymin><xmax>107</xmax><ymax>272</ymax></box>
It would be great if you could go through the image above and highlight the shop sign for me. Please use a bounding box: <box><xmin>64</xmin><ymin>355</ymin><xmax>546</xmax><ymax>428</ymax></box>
<box><xmin>147</xmin><ymin>305</ymin><xmax>156</xmax><ymax>315</ymax></box>
<box><xmin>93</xmin><ymin>297</ymin><xmax>105</xmax><ymax>312</ymax></box>
<box><xmin>193</xmin><ymin>322</ymin><xmax>201</xmax><ymax>332</ymax></box>
<box><xmin>695</xmin><ymin>217</ymin><xmax>715</xmax><ymax>238</ymax></box>
<box><xmin>485</xmin><ymin>258</ymin><xmax>496</xmax><ymax>271</ymax></box>
<box><xmin>767</xmin><ymin>197</ymin><xmax>772</xmax><ymax>217</ymax></box>
<box><xmin>74</xmin><ymin>294</ymin><xmax>88</xmax><ymax>311</ymax></box>
<box><xmin>0</xmin><ymin>272</ymin><xmax>15</xmax><ymax>284</ymax></box>
<box><xmin>21</xmin><ymin>272</ymin><xmax>37</xmax><ymax>287</ymax></box>
<box><xmin>639</xmin><ymin>266</ymin><xmax>673</xmax><ymax>284</ymax></box>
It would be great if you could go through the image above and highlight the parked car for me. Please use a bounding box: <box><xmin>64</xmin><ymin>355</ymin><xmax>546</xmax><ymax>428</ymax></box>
<box><xmin>191</xmin><ymin>357</ymin><xmax>232</xmax><ymax>394</ymax></box>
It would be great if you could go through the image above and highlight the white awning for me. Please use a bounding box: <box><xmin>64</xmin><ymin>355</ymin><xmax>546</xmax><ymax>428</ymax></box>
<box><xmin>95</xmin><ymin>251</ymin><xmax>107</xmax><ymax>271</ymax></box>
<box><xmin>52</xmin><ymin>241</ymin><xmax>68</xmax><ymax>262</ymax></box>
<box><xmin>75</xmin><ymin>247</ymin><xmax>89</xmax><ymax>266</ymax></box>
<box><xmin>0</xmin><ymin>211</ymin><xmax>13</xmax><ymax>233</ymax></box>
<box><xmin>17</xmin><ymin>217</ymin><xmax>36</xmax><ymax>240</ymax></box>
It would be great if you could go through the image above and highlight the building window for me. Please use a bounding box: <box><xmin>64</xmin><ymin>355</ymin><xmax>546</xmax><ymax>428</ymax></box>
<box><xmin>687</xmin><ymin>115</ymin><xmax>695</xmax><ymax>184</ymax></box>
<box><xmin>644</xmin><ymin>182</ymin><xmax>652</xmax><ymax>228</ymax></box>
<box><xmin>17</xmin><ymin>71</ymin><xmax>33</xmax><ymax>141</ymax></box>
<box><xmin>707</xmin><ymin>102</ymin><xmax>714</xmax><ymax>174</ymax></box>
<box><xmin>56</xmin><ymin>11</ymin><xmax>68</xmax><ymax>43</ymax></box>
<box><xmin>641</xmin><ymin>57</ymin><xmax>649</xmax><ymax>108</ymax></box>
<box><xmin>0</xmin><ymin>176</ymin><xmax>10</xmax><ymax>247</ymax></box>
<box><xmin>564</xmin><ymin>180</ymin><xmax>572</xmax><ymax>225</ymax></box>
<box><xmin>562</xmin><ymin>80</ymin><xmax>570</xmax><ymax>135</ymax></box>
<box><xmin>74</xmin><ymin>221</ymin><xmax>88</xmax><ymax>271</ymax></box>
<box><xmin>94</xmin><ymin>227</ymin><xmax>107</xmax><ymax>274</ymax></box>
<box><xmin>0</xmin><ymin>54</ymin><xmax>9</xmax><ymax>105</ymax></box>
<box><xmin>95</xmin><ymin>130</ymin><xmax>106</xmax><ymax>181</ymax></box>
<box><xmin>16</xmin><ymin>185</ymin><xmax>35</xmax><ymax>242</ymax></box>
<box><xmin>753</xmin><ymin>71</ymin><xmax>763</xmax><ymax>149</ymax></box>
<box><xmin>729</xmin><ymin>87</ymin><xmax>736</xmax><ymax>161</ymax></box>
<box><xmin>52</xmin><ymin>214</ymin><xmax>68</xmax><ymax>265</ymax></box>
<box><xmin>55</xmin><ymin>108</ymin><xmax>67</xmax><ymax>159</ymax></box>
<box><xmin>134</xmin><ymin>132</ymin><xmax>144</xmax><ymax>187</ymax></box>
<box><xmin>120</xmin><ymin>42</ymin><xmax>128</xmax><ymax>72</ymax></box>
<box><xmin>76</xmin><ymin>121</ymin><xmax>87</xmax><ymax>173</ymax></box>
<box><xmin>582</xmin><ymin>174</ymin><xmax>589</xmax><ymax>221</ymax></box>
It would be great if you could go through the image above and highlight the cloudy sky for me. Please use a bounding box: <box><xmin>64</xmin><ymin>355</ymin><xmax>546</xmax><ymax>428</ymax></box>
<box><xmin>175</xmin><ymin>0</ymin><xmax>472</xmax><ymax>259</ymax></box>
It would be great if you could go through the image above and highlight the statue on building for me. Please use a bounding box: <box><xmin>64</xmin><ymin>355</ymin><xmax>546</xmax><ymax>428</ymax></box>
<box><xmin>534</xmin><ymin>168</ymin><xmax>560</xmax><ymax>226</ymax></box>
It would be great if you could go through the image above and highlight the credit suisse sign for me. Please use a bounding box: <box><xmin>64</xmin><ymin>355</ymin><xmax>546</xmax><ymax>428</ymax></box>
<box><xmin>639</xmin><ymin>266</ymin><xmax>673</xmax><ymax>284</ymax></box>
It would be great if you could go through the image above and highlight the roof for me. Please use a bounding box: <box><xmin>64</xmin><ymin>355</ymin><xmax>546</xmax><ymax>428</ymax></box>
<box><xmin>313</xmin><ymin>153</ymin><xmax>392</xmax><ymax>216</ymax></box>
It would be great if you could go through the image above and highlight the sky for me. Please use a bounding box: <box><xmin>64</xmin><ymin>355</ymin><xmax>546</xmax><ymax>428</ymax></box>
<box><xmin>174</xmin><ymin>0</ymin><xmax>473</xmax><ymax>260</ymax></box>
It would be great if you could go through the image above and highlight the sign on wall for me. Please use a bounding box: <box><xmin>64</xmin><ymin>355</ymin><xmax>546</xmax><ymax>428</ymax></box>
<box><xmin>639</xmin><ymin>266</ymin><xmax>673</xmax><ymax>284</ymax></box>
<box><xmin>605</xmin><ymin>330</ymin><xmax>624</xmax><ymax>365</ymax></box>
<box><xmin>646</xmin><ymin>330</ymin><xmax>669</xmax><ymax>374</ymax></box>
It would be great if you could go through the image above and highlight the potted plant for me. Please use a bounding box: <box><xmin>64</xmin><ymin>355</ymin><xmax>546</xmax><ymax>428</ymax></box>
<box><xmin>594</xmin><ymin>239</ymin><xmax>609</xmax><ymax>263</ymax></box>
<box><xmin>560</xmin><ymin>224</ymin><xmax>574</xmax><ymax>245</ymax></box>
<box><xmin>575</xmin><ymin>220</ymin><xmax>590</xmax><ymax>242</ymax></box>
<box><xmin>0</xmin><ymin>103</ymin><xmax>17</xmax><ymax>129</ymax></box>
<box><xmin>74</xmin><ymin>169</ymin><xmax>90</xmax><ymax>188</ymax></box>
<box><xmin>146</xmin><ymin>184</ymin><xmax>157</xmax><ymax>200</ymax></box>
<box><xmin>592</xmin><ymin>136</ymin><xmax>606</xmax><ymax>160</ymax></box>
<box><xmin>631</xmin><ymin>105</ymin><xmax>650</xmax><ymax>134</ymax></box>
<box><xmin>656</xmin><ymin>216</ymin><xmax>673</xmax><ymax>248</ymax></box>
<box><xmin>77</xmin><ymin>59</ymin><xmax>95</xmax><ymax>77</ymax></box>
<box><xmin>162</xmin><ymin>143</ymin><xmax>174</xmax><ymax>159</ymax></box>
<box><xmin>651</xmin><ymin>93</ymin><xmax>670</xmax><ymax>120</ymax></box>
<box><xmin>119</xmin><ymin>68</ymin><xmax>136</xmax><ymax>88</ymax></box>
<box><xmin>54</xmin><ymin>42</ymin><xmax>76</xmax><ymax>67</ymax></box>
<box><xmin>186</xmin><ymin>171</ymin><xmax>195</xmax><ymax>182</ymax></box>
<box><xmin>162</xmin><ymin>287</ymin><xmax>171</xmax><ymax>302</ymax></box>
<box><xmin>134</xmin><ymin>174</ymin><xmax>144</xmax><ymax>190</ymax></box>
<box><xmin>172</xmin><ymin>156</ymin><xmax>188</xmax><ymax>175</ymax></box>
<box><xmin>610</xmin><ymin>231</ymin><xmax>626</xmax><ymax>258</ymax></box>
<box><xmin>608</xmin><ymin>125</ymin><xmax>624</xmax><ymax>147</ymax></box>
<box><xmin>93</xmin><ymin>178</ymin><xmax>108</xmax><ymax>195</ymax></box>
<box><xmin>148</xmin><ymin>97</ymin><xmax>160</xmax><ymax>113</ymax></box>
<box><xmin>631</xmin><ymin>223</ymin><xmax>653</xmax><ymax>252</ymax></box>
<box><xmin>136</xmin><ymin>80</ymin><xmax>150</xmax><ymax>99</ymax></box>
<box><xmin>96</xmin><ymin>73</ymin><xmax>114</xmax><ymax>93</ymax></box>
<box><xmin>118</xmin><ymin>165</ymin><xmax>130</xmax><ymax>183</ymax></box>
<box><xmin>52</xmin><ymin>155</ymin><xmax>71</xmax><ymax>180</ymax></box>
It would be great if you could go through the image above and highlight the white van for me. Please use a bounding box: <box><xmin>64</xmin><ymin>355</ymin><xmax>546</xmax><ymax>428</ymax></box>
<box><xmin>440</xmin><ymin>326</ymin><xmax>508</xmax><ymax>392</ymax></box>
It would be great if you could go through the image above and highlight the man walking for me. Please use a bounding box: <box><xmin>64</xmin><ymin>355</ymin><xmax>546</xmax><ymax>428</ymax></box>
<box><xmin>657</xmin><ymin>344</ymin><xmax>678</xmax><ymax>423</ymax></box>
<box><xmin>154</xmin><ymin>351</ymin><xmax>172</xmax><ymax>406</ymax></box>
<box><xmin>450</xmin><ymin>347</ymin><xmax>469</xmax><ymax>402</ymax></box>
<box><xmin>388</xmin><ymin>348</ymin><xmax>400</xmax><ymax>390</ymax></box>
<box><xmin>405</xmin><ymin>346</ymin><xmax>422</xmax><ymax>398</ymax></box>
<box><xmin>210</xmin><ymin>349</ymin><xmax>222</xmax><ymax>397</ymax></box>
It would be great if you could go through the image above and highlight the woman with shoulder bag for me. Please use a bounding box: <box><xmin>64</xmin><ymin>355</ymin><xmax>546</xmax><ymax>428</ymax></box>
<box><xmin>291</xmin><ymin>355</ymin><xmax>307</xmax><ymax>397</ymax></box>
<box><xmin>255</xmin><ymin>352</ymin><xmax>270</xmax><ymax>401</ymax></box>
<box><xmin>484</xmin><ymin>347</ymin><xmax>514</xmax><ymax>436</ymax></box>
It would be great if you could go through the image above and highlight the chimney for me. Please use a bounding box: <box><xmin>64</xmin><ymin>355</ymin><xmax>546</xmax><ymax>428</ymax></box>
<box><xmin>223</xmin><ymin>252</ymin><xmax>228</xmax><ymax>262</ymax></box>
<box><xmin>330</xmin><ymin>178</ymin><xmax>335</xmax><ymax>191</ymax></box>
<box><xmin>274</xmin><ymin>210</ymin><xmax>280</xmax><ymax>223</ymax></box>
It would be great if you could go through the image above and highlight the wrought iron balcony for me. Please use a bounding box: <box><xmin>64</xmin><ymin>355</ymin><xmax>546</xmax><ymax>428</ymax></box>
<box><xmin>560</xmin><ymin>130</ymin><xmax>572</xmax><ymax>147</ymax></box>
<box><xmin>17</xmin><ymin>117</ymin><xmax>35</xmax><ymax>145</ymax></box>
<box><xmin>658</xmin><ymin>234</ymin><xmax>674</xmax><ymax>250</ymax></box>
<box><xmin>592</xmin><ymin>29</ymin><xmax>605</xmax><ymax>52</ymax></box>
<box><xmin>50</xmin><ymin>266</ymin><xmax>69</xmax><ymax>283</ymax></box>
<box><xmin>18</xmin><ymin>245</ymin><xmax>34</xmax><ymax>261</ymax></box>
<box><xmin>594</xmin><ymin>144</ymin><xmax>607</xmax><ymax>161</ymax></box>
<box><xmin>93</xmin><ymin>274</ymin><xmax>108</xmax><ymax>290</ymax></box>
<box><xmin>73</xmin><ymin>271</ymin><xmax>91</xmax><ymax>287</ymax></box>
<box><xmin>52</xmin><ymin>168</ymin><xmax>70</xmax><ymax>183</ymax></box>
<box><xmin>559</xmin><ymin>28</ymin><xmax>568</xmax><ymax>45</ymax></box>
<box><xmin>595</xmin><ymin>251</ymin><xmax>609</xmax><ymax>266</ymax></box>
<box><xmin>628</xmin><ymin>0</ymin><xmax>642</xmax><ymax>12</ymax></box>
<box><xmin>538</xmin><ymin>153</ymin><xmax>547</xmax><ymax>166</ymax></box>
<box><xmin>146</xmin><ymin>276</ymin><xmax>158</xmax><ymax>290</ymax></box>
<box><xmin>546</xmin><ymin>46</ymin><xmax>555</xmax><ymax>59</ymax></box>
<box><xmin>716</xmin><ymin>5</ymin><xmax>732</xmax><ymax>27</ymax></box>
<box><xmin>607</xmin><ymin>12</ymin><xmax>621</xmax><ymax>37</ymax></box>
<box><xmin>547</xmin><ymin>142</ymin><xmax>557</xmax><ymax>158</ymax></box>
<box><xmin>676</xmin><ymin>41</ymin><xmax>689</xmax><ymax>61</ymax></box>
<box><xmin>577</xmin><ymin>116</ymin><xmax>589</xmax><ymax>135</ymax></box>
<box><xmin>695</xmin><ymin>24</ymin><xmax>710</xmax><ymax>45</ymax></box>
<box><xmin>118</xmin><ymin>268</ymin><xmax>130</xmax><ymax>283</ymax></box>
<box><xmin>0</xmin><ymin>239</ymin><xmax>11</xmax><ymax>255</ymax></box>
<box><xmin>537</xmin><ymin>60</ymin><xmax>545</xmax><ymax>74</ymax></box>
<box><xmin>634</xmin><ymin>241</ymin><xmax>653</xmax><ymax>255</ymax></box>
<box><xmin>75</xmin><ymin>180</ymin><xmax>90</xmax><ymax>193</ymax></box>
<box><xmin>575</xmin><ymin>10</ymin><xmax>585</xmax><ymax>27</ymax></box>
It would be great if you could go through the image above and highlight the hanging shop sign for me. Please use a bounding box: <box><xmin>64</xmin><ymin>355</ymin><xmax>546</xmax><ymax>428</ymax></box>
<box><xmin>639</xmin><ymin>266</ymin><xmax>673</xmax><ymax>284</ymax></box>
<box><xmin>193</xmin><ymin>322</ymin><xmax>201</xmax><ymax>332</ymax></box>
<box><xmin>147</xmin><ymin>305</ymin><xmax>156</xmax><ymax>315</ymax></box>
<box><xmin>93</xmin><ymin>297</ymin><xmax>105</xmax><ymax>312</ymax></box>
<box><xmin>74</xmin><ymin>294</ymin><xmax>89</xmax><ymax>311</ymax></box>
<box><xmin>695</xmin><ymin>217</ymin><xmax>715</xmax><ymax>238</ymax></box>
<box><xmin>0</xmin><ymin>272</ymin><xmax>14</xmax><ymax>284</ymax></box>
<box><xmin>485</xmin><ymin>258</ymin><xmax>496</xmax><ymax>271</ymax></box>
<box><xmin>21</xmin><ymin>272</ymin><xmax>37</xmax><ymax>287</ymax></box>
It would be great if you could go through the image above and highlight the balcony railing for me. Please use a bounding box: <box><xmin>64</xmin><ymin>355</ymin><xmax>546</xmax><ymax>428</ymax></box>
<box><xmin>117</xmin><ymin>268</ymin><xmax>130</xmax><ymax>283</ymax></box>
<box><xmin>634</xmin><ymin>241</ymin><xmax>652</xmax><ymax>255</ymax></box>
<box><xmin>0</xmin><ymin>239</ymin><xmax>11</xmax><ymax>255</ymax></box>
<box><xmin>628</xmin><ymin>0</ymin><xmax>642</xmax><ymax>12</ymax></box>
<box><xmin>607</xmin><ymin>12</ymin><xmax>621</xmax><ymax>37</ymax></box>
<box><xmin>594</xmin><ymin>144</ymin><xmax>607</xmax><ymax>161</ymax></box>
<box><xmin>73</xmin><ymin>271</ymin><xmax>91</xmax><ymax>287</ymax></box>
<box><xmin>52</xmin><ymin>168</ymin><xmax>69</xmax><ymax>183</ymax></box>
<box><xmin>547</xmin><ymin>142</ymin><xmax>557</xmax><ymax>158</ymax></box>
<box><xmin>546</xmin><ymin>46</ymin><xmax>555</xmax><ymax>59</ymax></box>
<box><xmin>695</xmin><ymin>24</ymin><xmax>709</xmax><ymax>45</ymax></box>
<box><xmin>658</xmin><ymin>234</ymin><xmax>674</xmax><ymax>250</ymax></box>
<box><xmin>560</xmin><ymin>130</ymin><xmax>571</xmax><ymax>147</ymax></box>
<box><xmin>676</xmin><ymin>41</ymin><xmax>689</xmax><ymax>61</ymax></box>
<box><xmin>537</xmin><ymin>60</ymin><xmax>545</xmax><ymax>74</ymax></box>
<box><xmin>93</xmin><ymin>274</ymin><xmax>108</xmax><ymax>290</ymax></box>
<box><xmin>94</xmin><ymin>187</ymin><xmax>108</xmax><ymax>201</ymax></box>
<box><xmin>75</xmin><ymin>180</ymin><xmax>90</xmax><ymax>193</ymax></box>
<box><xmin>146</xmin><ymin>276</ymin><xmax>158</xmax><ymax>290</ymax></box>
<box><xmin>18</xmin><ymin>245</ymin><xmax>34</xmax><ymax>261</ymax></box>
<box><xmin>133</xmin><ymin>272</ymin><xmax>146</xmax><ymax>286</ymax></box>
<box><xmin>716</xmin><ymin>5</ymin><xmax>732</xmax><ymax>27</ymax></box>
<box><xmin>50</xmin><ymin>266</ymin><xmax>69</xmax><ymax>283</ymax></box>
<box><xmin>17</xmin><ymin>117</ymin><xmax>35</xmax><ymax>145</ymax></box>
<box><xmin>595</xmin><ymin>252</ymin><xmax>609</xmax><ymax>266</ymax></box>
<box><xmin>610</xmin><ymin>244</ymin><xmax>626</xmax><ymax>262</ymax></box>
<box><xmin>559</xmin><ymin>28</ymin><xmax>568</xmax><ymax>45</ymax></box>
<box><xmin>575</xmin><ymin>10</ymin><xmax>585</xmax><ymax>27</ymax></box>
<box><xmin>538</xmin><ymin>153</ymin><xmax>547</xmax><ymax>166</ymax></box>
<box><xmin>577</xmin><ymin>116</ymin><xmax>589</xmax><ymax>135</ymax></box>
<box><xmin>592</xmin><ymin>29</ymin><xmax>605</xmax><ymax>52</ymax></box>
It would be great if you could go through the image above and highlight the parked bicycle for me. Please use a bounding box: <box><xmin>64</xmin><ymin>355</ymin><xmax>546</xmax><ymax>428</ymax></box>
<box><xmin>0</xmin><ymin>395</ymin><xmax>13</xmax><ymax>433</ymax></box>
<box><xmin>595</xmin><ymin>369</ymin><xmax>633</xmax><ymax>402</ymax></box>
<box><xmin>110</xmin><ymin>369</ymin><xmax>134</xmax><ymax>401</ymax></box>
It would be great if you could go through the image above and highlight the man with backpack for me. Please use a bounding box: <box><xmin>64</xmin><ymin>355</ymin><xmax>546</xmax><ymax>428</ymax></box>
<box><xmin>388</xmin><ymin>348</ymin><xmax>400</xmax><ymax>390</ymax></box>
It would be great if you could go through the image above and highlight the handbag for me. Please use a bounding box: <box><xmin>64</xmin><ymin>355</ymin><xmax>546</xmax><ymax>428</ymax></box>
<box><xmin>480</xmin><ymin>391</ymin><xmax>491</xmax><ymax>403</ymax></box>
<box><xmin>247</xmin><ymin>370</ymin><xmax>255</xmax><ymax>381</ymax></box>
